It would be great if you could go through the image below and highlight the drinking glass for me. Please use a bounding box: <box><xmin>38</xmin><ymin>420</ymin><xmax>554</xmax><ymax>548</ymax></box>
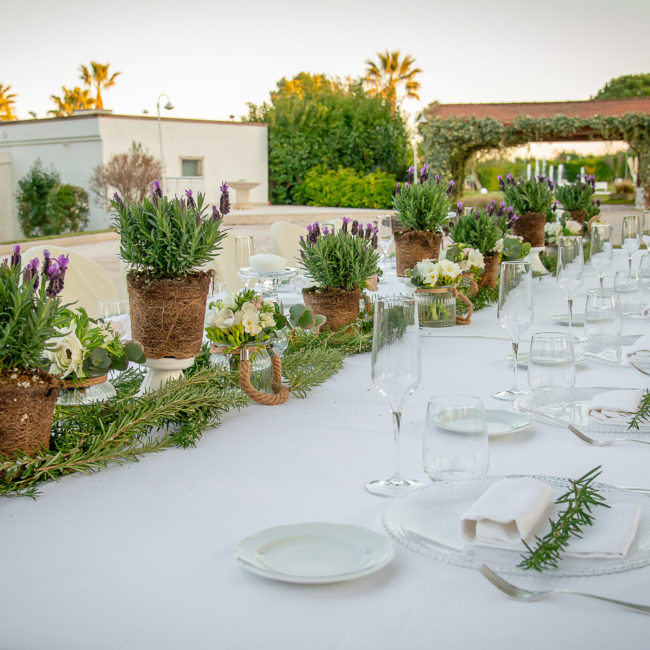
<box><xmin>376</xmin><ymin>215</ymin><xmax>394</xmax><ymax>268</ymax></box>
<box><xmin>493</xmin><ymin>260</ymin><xmax>533</xmax><ymax>401</ymax></box>
<box><xmin>584</xmin><ymin>289</ymin><xmax>621</xmax><ymax>340</ymax></box>
<box><xmin>97</xmin><ymin>299</ymin><xmax>130</xmax><ymax>339</ymax></box>
<box><xmin>640</xmin><ymin>254</ymin><xmax>650</xmax><ymax>297</ymax></box>
<box><xmin>621</xmin><ymin>215</ymin><xmax>640</xmax><ymax>273</ymax></box>
<box><xmin>589</xmin><ymin>223</ymin><xmax>613</xmax><ymax>293</ymax></box>
<box><xmin>640</xmin><ymin>211</ymin><xmax>650</xmax><ymax>250</ymax></box>
<box><xmin>423</xmin><ymin>395</ymin><xmax>488</xmax><ymax>481</ymax></box>
<box><xmin>235</xmin><ymin>235</ymin><xmax>254</xmax><ymax>279</ymax></box>
<box><xmin>527</xmin><ymin>332</ymin><xmax>575</xmax><ymax>391</ymax></box>
<box><xmin>556</xmin><ymin>236</ymin><xmax>584</xmax><ymax>333</ymax></box>
<box><xmin>614</xmin><ymin>270</ymin><xmax>643</xmax><ymax>316</ymax></box>
<box><xmin>367</xmin><ymin>296</ymin><xmax>423</xmax><ymax>496</ymax></box>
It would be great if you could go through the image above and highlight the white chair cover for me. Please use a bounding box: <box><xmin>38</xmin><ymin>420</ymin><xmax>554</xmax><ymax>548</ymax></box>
<box><xmin>203</xmin><ymin>232</ymin><xmax>252</xmax><ymax>293</ymax></box>
<box><xmin>270</xmin><ymin>221</ymin><xmax>307</xmax><ymax>267</ymax></box>
<box><xmin>23</xmin><ymin>245</ymin><xmax>118</xmax><ymax>318</ymax></box>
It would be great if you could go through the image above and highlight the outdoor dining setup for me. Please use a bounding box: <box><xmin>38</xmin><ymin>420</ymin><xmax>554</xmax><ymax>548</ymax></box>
<box><xmin>2</xmin><ymin>171</ymin><xmax>650</xmax><ymax>650</ymax></box>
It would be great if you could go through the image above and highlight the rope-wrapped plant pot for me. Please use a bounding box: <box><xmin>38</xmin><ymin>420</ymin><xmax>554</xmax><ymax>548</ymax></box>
<box><xmin>0</xmin><ymin>368</ymin><xmax>60</xmax><ymax>456</ymax></box>
<box><xmin>302</xmin><ymin>287</ymin><xmax>361</xmax><ymax>331</ymax></box>
<box><xmin>61</xmin><ymin>374</ymin><xmax>107</xmax><ymax>390</ymax></box>
<box><xmin>210</xmin><ymin>344</ymin><xmax>289</xmax><ymax>405</ymax></box>
<box><xmin>127</xmin><ymin>271</ymin><xmax>212</xmax><ymax>359</ymax></box>
<box><xmin>568</xmin><ymin>209</ymin><xmax>587</xmax><ymax>230</ymax></box>
<box><xmin>461</xmin><ymin>272</ymin><xmax>479</xmax><ymax>297</ymax></box>
<box><xmin>415</xmin><ymin>286</ymin><xmax>473</xmax><ymax>326</ymax></box>
<box><xmin>394</xmin><ymin>230</ymin><xmax>442</xmax><ymax>277</ymax></box>
<box><xmin>512</xmin><ymin>212</ymin><xmax>546</xmax><ymax>247</ymax></box>
<box><xmin>480</xmin><ymin>253</ymin><xmax>499</xmax><ymax>289</ymax></box>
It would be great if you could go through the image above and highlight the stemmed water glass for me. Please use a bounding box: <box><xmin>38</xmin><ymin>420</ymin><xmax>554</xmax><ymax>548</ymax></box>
<box><xmin>376</xmin><ymin>216</ymin><xmax>394</xmax><ymax>268</ymax></box>
<box><xmin>556</xmin><ymin>235</ymin><xmax>584</xmax><ymax>334</ymax></box>
<box><xmin>589</xmin><ymin>223</ymin><xmax>613</xmax><ymax>293</ymax></box>
<box><xmin>640</xmin><ymin>211</ymin><xmax>650</xmax><ymax>250</ymax></box>
<box><xmin>234</xmin><ymin>235</ymin><xmax>254</xmax><ymax>283</ymax></box>
<box><xmin>493</xmin><ymin>261</ymin><xmax>533</xmax><ymax>401</ymax></box>
<box><xmin>367</xmin><ymin>296</ymin><xmax>422</xmax><ymax>496</ymax></box>
<box><xmin>621</xmin><ymin>215</ymin><xmax>640</xmax><ymax>273</ymax></box>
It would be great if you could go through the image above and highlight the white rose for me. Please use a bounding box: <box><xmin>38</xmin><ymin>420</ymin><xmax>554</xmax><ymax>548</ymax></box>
<box><xmin>416</xmin><ymin>259</ymin><xmax>436</xmax><ymax>276</ymax></box>
<box><xmin>260</xmin><ymin>312</ymin><xmax>276</xmax><ymax>328</ymax></box>
<box><xmin>459</xmin><ymin>259</ymin><xmax>471</xmax><ymax>272</ymax></box>
<box><xmin>437</xmin><ymin>259</ymin><xmax>461</xmax><ymax>280</ymax></box>
<box><xmin>213</xmin><ymin>308</ymin><xmax>241</xmax><ymax>330</ymax></box>
<box><xmin>467</xmin><ymin>249</ymin><xmax>484</xmax><ymax>270</ymax></box>
<box><xmin>423</xmin><ymin>271</ymin><xmax>438</xmax><ymax>286</ymax></box>
<box><xmin>493</xmin><ymin>238</ymin><xmax>504</xmax><ymax>253</ymax></box>
<box><xmin>242</xmin><ymin>310</ymin><xmax>262</xmax><ymax>336</ymax></box>
<box><xmin>44</xmin><ymin>325</ymin><xmax>86</xmax><ymax>379</ymax></box>
<box><xmin>565</xmin><ymin>219</ymin><xmax>582</xmax><ymax>235</ymax></box>
<box><xmin>204</xmin><ymin>304</ymin><xmax>218</xmax><ymax>328</ymax></box>
<box><xmin>240</xmin><ymin>301</ymin><xmax>258</xmax><ymax>314</ymax></box>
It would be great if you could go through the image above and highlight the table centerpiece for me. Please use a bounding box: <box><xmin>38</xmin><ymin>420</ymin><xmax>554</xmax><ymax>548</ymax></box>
<box><xmin>44</xmin><ymin>307</ymin><xmax>145</xmax><ymax>405</ymax></box>
<box><xmin>0</xmin><ymin>247</ymin><xmax>67</xmax><ymax>455</ymax></box>
<box><xmin>111</xmin><ymin>183</ymin><xmax>228</xmax><ymax>391</ymax></box>
<box><xmin>500</xmin><ymin>174</ymin><xmax>554</xmax><ymax>247</ymax></box>
<box><xmin>554</xmin><ymin>175</ymin><xmax>596</xmax><ymax>232</ymax></box>
<box><xmin>407</xmin><ymin>258</ymin><xmax>473</xmax><ymax>327</ymax></box>
<box><xmin>392</xmin><ymin>165</ymin><xmax>453</xmax><ymax>276</ymax></box>
<box><xmin>299</xmin><ymin>220</ymin><xmax>379</xmax><ymax>330</ymax></box>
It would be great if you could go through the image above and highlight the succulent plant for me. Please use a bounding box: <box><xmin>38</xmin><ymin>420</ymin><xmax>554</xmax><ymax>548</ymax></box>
<box><xmin>288</xmin><ymin>304</ymin><xmax>327</xmax><ymax>332</ymax></box>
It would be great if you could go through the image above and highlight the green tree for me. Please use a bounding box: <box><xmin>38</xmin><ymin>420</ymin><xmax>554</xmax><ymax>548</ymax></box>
<box><xmin>364</xmin><ymin>51</ymin><xmax>422</xmax><ymax>111</ymax></box>
<box><xmin>16</xmin><ymin>160</ymin><xmax>61</xmax><ymax>236</ymax></box>
<box><xmin>0</xmin><ymin>83</ymin><xmax>17</xmax><ymax>121</ymax></box>
<box><xmin>48</xmin><ymin>86</ymin><xmax>95</xmax><ymax>117</ymax></box>
<box><xmin>593</xmin><ymin>73</ymin><xmax>650</xmax><ymax>99</ymax></box>
<box><xmin>246</xmin><ymin>73</ymin><xmax>408</xmax><ymax>204</ymax></box>
<box><xmin>79</xmin><ymin>61</ymin><xmax>120</xmax><ymax>109</ymax></box>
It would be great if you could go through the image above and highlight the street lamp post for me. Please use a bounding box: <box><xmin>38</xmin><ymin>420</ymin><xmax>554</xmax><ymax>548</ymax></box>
<box><xmin>156</xmin><ymin>94</ymin><xmax>174</xmax><ymax>194</ymax></box>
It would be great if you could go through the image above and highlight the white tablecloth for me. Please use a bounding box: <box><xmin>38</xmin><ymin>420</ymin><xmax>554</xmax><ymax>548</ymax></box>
<box><xmin>1</xmin><ymin>251</ymin><xmax>650</xmax><ymax>650</ymax></box>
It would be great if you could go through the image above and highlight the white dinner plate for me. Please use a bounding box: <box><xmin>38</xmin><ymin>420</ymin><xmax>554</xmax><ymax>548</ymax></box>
<box><xmin>582</xmin><ymin>334</ymin><xmax>643</xmax><ymax>366</ymax></box>
<box><xmin>506</xmin><ymin>351</ymin><xmax>585</xmax><ymax>367</ymax></box>
<box><xmin>552</xmin><ymin>313</ymin><xmax>585</xmax><ymax>326</ymax></box>
<box><xmin>235</xmin><ymin>522</ymin><xmax>395</xmax><ymax>584</ymax></box>
<box><xmin>485</xmin><ymin>409</ymin><xmax>531</xmax><ymax>438</ymax></box>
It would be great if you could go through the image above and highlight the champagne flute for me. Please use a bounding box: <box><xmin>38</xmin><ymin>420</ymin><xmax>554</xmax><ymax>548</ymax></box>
<box><xmin>556</xmin><ymin>236</ymin><xmax>584</xmax><ymax>334</ymax></box>
<box><xmin>589</xmin><ymin>223</ymin><xmax>613</xmax><ymax>293</ymax></box>
<box><xmin>493</xmin><ymin>261</ymin><xmax>533</xmax><ymax>401</ymax></box>
<box><xmin>367</xmin><ymin>296</ymin><xmax>422</xmax><ymax>496</ymax></box>
<box><xmin>234</xmin><ymin>235</ymin><xmax>254</xmax><ymax>283</ymax></box>
<box><xmin>621</xmin><ymin>215</ymin><xmax>640</xmax><ymax>273</ymax></box>
<box><xmin>377</xmin><ymin>215</ymin><xmax>394</xmax><ymax>268</ymax></box>
<box><xmin>640</xmin><ymin>211</ymin><xmax>650</xmax><ymax>250</ymax></box>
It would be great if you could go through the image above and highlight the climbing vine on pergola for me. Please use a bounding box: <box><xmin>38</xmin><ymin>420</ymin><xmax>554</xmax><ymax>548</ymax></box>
<box><xmin>420</xmin><ymin>113</ymin><xmax>650</xmax><ymax>206</ymax></box>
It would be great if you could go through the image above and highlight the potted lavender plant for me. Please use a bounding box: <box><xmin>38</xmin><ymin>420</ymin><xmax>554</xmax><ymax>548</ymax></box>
<box><xmin>554</xmin><ymin>175</ymin><xmax>596</xmax><ymax>232</ymax></box>
<box><xmin>392</xmin><ymin>165</ymin><xmax>454</xmax><ymax>276</ymax></box>
<box><xmin>0</xmin><ymin>247</ymin><xmax>67</xmax><ymax>455</ymax></box>
<box><xmin>299</xmin><ymin>219</ymin><xmax>379</xmax><ymax>330</ymax></box>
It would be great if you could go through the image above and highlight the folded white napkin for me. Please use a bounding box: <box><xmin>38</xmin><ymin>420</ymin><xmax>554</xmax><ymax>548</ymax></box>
<box><xmin>621</xmin><ymin>334</ymin><xmax>650</xmax><ymax>358</ymax></box>
<box><xmin>565</xmin><ymin>503</ymin><xmax>641</xmax><ymax>559</ymax></box>
<box><xmin>461</xmin><ymin>478</ymin><xmax>553</xmax><ymax>546</ymax></box>
<box><xmin>585</xmin><ymin>389</ymin><xmax>645</xmax><ymax>423</ymax></box>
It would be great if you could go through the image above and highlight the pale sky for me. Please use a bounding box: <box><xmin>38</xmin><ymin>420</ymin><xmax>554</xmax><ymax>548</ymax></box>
<box><xmin>2</xmin><ymin>0</ymin><xmax>649</xmax><ymax>123</ymax></box>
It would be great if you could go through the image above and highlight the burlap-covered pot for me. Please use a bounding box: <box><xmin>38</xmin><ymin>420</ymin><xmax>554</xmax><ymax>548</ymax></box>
<box><xmin>0</xmin><ymin>368</ymin><xmax>60</xmax><ymax>456</ymax></box>
<box><xmin>394</xmin><ymin>230</ymin><xmax>442</xmax><ymax>277</ymax></box>
<box><xmin>127</xmin><ymin>271</ymin><xmax>212</xmax><ymax>359</ymax></box>
<box><xmin>568</xmin><ymin>209</ymin><xmax>587</xmax><ymax>230</ymax></box>
<box><xmin>480</xmin><ymin>253</ymin><xmax>500</xmax><ymax>289</ymax></box>
<box><xmin>303</xmin><ymin>287</ymin><xmax>361</xmax><ymax>331</ymax></box>
<box><xmin>512</xmin><ymin>212</ymin><xmax>546</xmax><ymax>247</ymax></box>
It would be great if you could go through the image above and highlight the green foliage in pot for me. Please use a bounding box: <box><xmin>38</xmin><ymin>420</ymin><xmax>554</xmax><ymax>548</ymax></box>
<box><xmin>0</xmin><ymin>246</ymin><xmax>67</xmax><ymax>371</ymax></box>
<box><xmin>299</xmin><ymin>219</ymin><xmax>379</xmax><ymax>291</ymax></box>
<box><xmin>499</xmin><ymin>174</ymin><xmax>554</xmax><ymax>215</ymax></box>
<box><xmin>392</xmin><ymin>166</ymin><xmax>454</xmax><ymax>232</ymax></box>
<box><xmin>112</xmin><ymin>182</ymin><xmax>229</xmax><ymax>282</ymax></box>
<box><xmin>449</xmin><ymin>200</ymin><xmax>513</xmax><ymax>255</ymax></box>
<box><xmin>554</xmin><ymin>176</ymin><xmax>595</xmax><ymax>211</ymax></box>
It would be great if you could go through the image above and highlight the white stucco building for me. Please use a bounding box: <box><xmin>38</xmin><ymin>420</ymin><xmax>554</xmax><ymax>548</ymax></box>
<box><xmin>0</xmin><ymin>110</ymin><xmax>268</xmax><ymax>240</ymax></box>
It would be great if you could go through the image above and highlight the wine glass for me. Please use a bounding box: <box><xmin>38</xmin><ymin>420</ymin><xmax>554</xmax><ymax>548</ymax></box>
<box><xmin>589</xmin><ymin>223</ymin><xmax>613</xmax><ymax>293</ymax></box>
<box><xmin>621</xmin><ymin>215</ymin><xmax>640</xmax><ymax>273</ymax></box>
<box><xmin>376</xmin><ymin>215</ymin><xmax>394</xmax><ymax>268</ymax></box>
<box><xmin>367</xmin><ymin>296</ymin><xmax>422</xmax><ymax>497</ymax></box>
<box><xmin>234</xmin><ymin>235</ymin><xmax>254</xmax><ymax>282</ymax></box>
<box><xmin>556</xmin><ymin>236</ymin><xmax>584</xmax><ymax>334</ymax></box>
<box><xmin>493</xmin><ymin>261</ymin><xmax>533</xmax><ymax>401</ymax></box>
<box><xmin>640</xmin><ymin>211</ymin><xmax>650</xmax><ymax>250</ymax></box>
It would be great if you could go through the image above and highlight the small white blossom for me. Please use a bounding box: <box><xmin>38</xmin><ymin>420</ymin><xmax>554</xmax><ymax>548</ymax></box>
<box><xmin>565</xmin><ymin>219</ymin><xmax>582</xmax><ymax>235</ymax></box>
<box><xmin>44</xmin><ymin>325</ymin><xmax>86</xmax><ymax>378</ymax></box>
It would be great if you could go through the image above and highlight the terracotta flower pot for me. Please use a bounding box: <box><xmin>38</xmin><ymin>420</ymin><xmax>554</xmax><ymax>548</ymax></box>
<box><xmin>512</xmin><ymin>212</ymin><xmax>546</xmax><ymax>247</ymax></box>
<box><xmin>302</xmin><ymin>287</ymin><xmax>361</xmax><ymax>331</ymax></box>
<box><xmin>0</xmin><ymin>368</ymin><xmax>60</xmax><ymax>456</ymax></box>
<box><xmin>127</xmin><ymin>271</ymin><xmax>212</xmax><ymax>359</ymax></box>
<box><xmin>394</xmin><ymin>230</ymin><xmax>442</xmax><ymax>277</ymax></box>
<box><xmin>480</xmin><ymin>253</ymin><xmax>499</xmax><ymax>289</ymax></box>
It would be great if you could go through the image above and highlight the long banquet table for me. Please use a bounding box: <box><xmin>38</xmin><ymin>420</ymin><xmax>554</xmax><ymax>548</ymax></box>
<box><xmin>1</xmin><ymin>251</ymin><xmax>650</xmax><ymax>649</ymax></box>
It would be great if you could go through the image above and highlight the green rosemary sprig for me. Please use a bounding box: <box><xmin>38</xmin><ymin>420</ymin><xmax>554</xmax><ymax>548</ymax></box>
<box><xmin>518</xmin><ymin>466</ymin><xmax>610</xmax><ymax>572</ymax></box>
<box><xmin>628</xmin><ymin>391</ymin><xmax>650</xmax><ymax>430</ymax></box>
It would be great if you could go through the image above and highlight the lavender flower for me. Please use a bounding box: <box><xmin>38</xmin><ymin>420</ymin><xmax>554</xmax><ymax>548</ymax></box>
<box><xmin>506</xmin><ymin>173</ymin><xmax>515</xmax><ymax>185</ymax></box>
<box><xmin>498</xmin><ymin>175</ymin><xmax>505</xmax><ymax>191</ymax></box>
<box><xmin>45</xmin><ymin>260</ymin><xmax>62</xmax><ymax>298</ymax></box>
<box><xmin>497</xmin><ymin>201</ymin><xmax>506</xmax><ymax>217</ymax></box>
<box><xmin>404</xmin><ymin>182</ymin><xmax>410</xmax><ymax>190</ymax></box>
<box><xmin>420</xmin><ymin>163</ymin><xmax>429</xmax><ymax>184</ymax></box>
<box><xmin>407</xmin><ymin>166</ymin><xmax>415</xmax><ymax>184</ymax></box>
<box><xmin>55</xmin><ymin>254</ymin><xmax>69</xmax><ymax>274</ymax></box>
<box><xmin>365</xmin><ymin>223</ymin><xmax>373</xmax><ymax>238</ymax></box>
<box><xmin>185</xmin><ymin>189</ymin><xmax>196</xmax><ymax>208</ymax></box>
<box><xmin>113</xmin><ymin>192</ymin><xmax>124</xmax><ymax>211</ymax></box>
<box><xmin>152</xmin><ymin>180</ymin><xmax>163</xmax><ymax>198</ymax></box>
<box><xmin>211</xmin><ymin>206</ymin><xmax>221</xmax><ymax>223</ymax></box>
<box><xmin>596</xmin><ymin>198</ymin><xmax>601</xmax><ymax>207</ymax></box>
<box><xmin>371</xmin><ymin>231</ymin><xmax>378</xmax><ymax>248</ymax></box>
<box><xmin>220</xmin><ymin>182</ymin><xmax>230</xmax><ymax>216</ymax></box>
<box><xmin>434</xmin><ymin>174</ymin><xmax>440</xmax><ymax>184</ymax></box>
<box><xmin>456</xmin><ymin>202</ymin><xmax>464</xmax><ymax>216</ymax></box>
<box><xmin>42</xmin><ymin>249</ymin><xmax>51</xmax><ymax>276</ymax></box>
<box><xmin>395</xmin><ymin>182</ymin><xmax>401</xmax><ymax>195</ymax></box>
<box><xmin>10</xmin><ymin>244</ymin><xmax>20</xmax><ymax>268</ymax></box>
<box><xmin>322</xmin><ymin>226</ymin><xmax>330</xmax><ymax>236</ymax></box>
<box><xmin>342</xmin><ymin>216</ymin><xmax>350</xmax><ymax>234</ymax></box>
<box><xmin>446</xmin><ymin>180</ymin><xmax>455</xmax><ymax>196</ymax></box>
<box><xmin>552</xmin><ymin>200</ymin><xmax>559</xmax><ymax>212</ymax></box>
<box><xmin>486</xmin><ymin>201</ymin><xmax>495</xmax><ymax>217</ymax></box>
<box><xmin>23</xmin><ymin>257</ymin><xmax>40</xmax><ymax>290</ymax></box>
<box><xmin>351</xmin><ymin>220</ymin><xmax>359</xmax><ymax>236</ymax></box>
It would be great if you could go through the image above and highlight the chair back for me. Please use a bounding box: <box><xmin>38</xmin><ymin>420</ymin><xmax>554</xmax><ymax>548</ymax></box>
<box><xmin>270</xmin><ymin>221</ymin><xmax>306</xmax><ymax>267</ymax></box>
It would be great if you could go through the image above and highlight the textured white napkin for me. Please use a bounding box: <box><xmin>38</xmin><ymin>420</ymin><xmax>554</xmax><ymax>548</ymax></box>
<box><xmin>461</xmin><ymin>478</ymin><xmax>553</xmax><ymax>545</ymax></box>
<box><xmin>566</xmin><ymin>503</ymin><xmax>641</xmax><ymax>559</ymax></box>
<box><xmin>585</xmin><ymin>389</ymin><xmax>645</xmax><ymax>423</ymax></box>
<box><xmin>621</xmin><ymin>334</ymin><xmax>650</xmax><ymax>359</ymax></box>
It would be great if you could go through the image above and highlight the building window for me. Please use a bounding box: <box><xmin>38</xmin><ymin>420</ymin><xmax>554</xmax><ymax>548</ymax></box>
<box><xmin>181</xmin><ymin>158</ymin><xmax>203</xmax><ymax>177</ymax></box>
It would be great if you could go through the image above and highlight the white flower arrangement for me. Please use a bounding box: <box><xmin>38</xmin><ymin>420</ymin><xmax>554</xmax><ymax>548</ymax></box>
<box><xmin>408</xmin><ymin>258</ymin><xmax>462</xmax><ymax>289</ymax></box>
<box><xmin>44</xmin><ymin>323</ymin><xmax>86</xmax><ymax>378</ymax></box>
<box><xmin>205</xmin><ymin>288</ymin><xmax>287</xmax><ymax>351</ymax></box>
<box><xmin>564</xmin><ymin>219</ymin><xmax>583</xmax><ymax>235</ymax></box>
<box><xmin>445</xmin><ymin>242</ymin><xmax>485</xmax><ymax>274</ymax></box>
<box><xmin>545</xmin><ymin>217</ymin><xmax>583</xmax><ymax>244</ymax></box>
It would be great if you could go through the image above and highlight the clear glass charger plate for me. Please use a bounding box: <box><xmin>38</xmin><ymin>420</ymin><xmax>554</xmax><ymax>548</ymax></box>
<box><xmin>382</xmin><ymin>476</ymin><xmax>650</xmax><ymax>577</ymax></box>
<box><xmin>235</xmin><ymin>522</ymin><xmax>395</xmax><ymax>584</ymax></box>
<box><xmin>582</xmin><ymin>334</ymin><xmax>643</xmax><ymax>366</ymax></box>
<box><xmin>552</xmin><ymin>313</ymin><xmax>585</xmax><ymax>326</ymax></box>
<box><xmin>513</xmin><ymin>386</ymin><xmax>650</xmax><ymax>436</ymax></box>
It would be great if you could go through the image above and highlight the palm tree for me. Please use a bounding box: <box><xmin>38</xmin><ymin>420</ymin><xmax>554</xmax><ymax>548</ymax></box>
<box><xmin>364</xmin><ymin>51</ymin><xmax>422</xmax><ymax>111</ymax></box>
<box><xmin>79</xmin><ymin>62</ymin><xmax>121</xmax><ymax>109</ymax></box>
<box><xmin>48</xmin><ymin>86</ymin><xmax>95</xmax><ymax>117</ymax></box>
<box><xmin>0</xmin><ymin>83</ymin><xmax>18</xmax><ymax>121</ymax></box>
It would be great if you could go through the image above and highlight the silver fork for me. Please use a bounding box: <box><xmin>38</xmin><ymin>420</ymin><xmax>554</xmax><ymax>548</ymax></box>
<box><xmin>480</xmin><ymin>565</ymin><xmax>650</xmax><ymax>615</ymax></box>
<box><xmin>568</xmin><ymin>424</ymin><xmax>650</xmax><ymax>447</ymax></box>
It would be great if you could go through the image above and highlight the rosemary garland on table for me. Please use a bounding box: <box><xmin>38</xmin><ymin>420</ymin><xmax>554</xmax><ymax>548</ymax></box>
<box><xmin>518</xmin><ymin>466</ymin><xmax>609</xmax><ymax>572</ymax></box>
<box><xmin>628</xmin><ymin>391</ymin><xmax>650</xmax><ymax>430</ymax></box>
